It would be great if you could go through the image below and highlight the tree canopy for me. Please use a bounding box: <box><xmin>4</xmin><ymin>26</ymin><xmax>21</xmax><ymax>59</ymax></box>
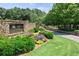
<box><xmin>0</xmin><ymin>7</ymin><xmax>46</xmax><ymax>23</ymax></box>
<box><xmin>43</xmin><ymin>3</ymin><xmax>79</xmax><ymax>30</ymax></box>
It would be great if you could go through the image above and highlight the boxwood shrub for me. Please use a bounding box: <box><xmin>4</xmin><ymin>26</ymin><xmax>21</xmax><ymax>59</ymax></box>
<box><xmin>40</xmin><ymin>31</ymin><xmax>53</xmax><ymax>39</ymax></box>
<box><xmin>0</xmin><ymin>35</ymin><xmax>35</xmax><ymax>56</ymax></box>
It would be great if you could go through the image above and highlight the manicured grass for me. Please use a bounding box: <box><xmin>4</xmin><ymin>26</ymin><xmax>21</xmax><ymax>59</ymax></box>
<box><xmin>24</xmin><ymin>35</ymin><xmax>79</xmax><ymax>56</ymax></box>
<box><xmin>74</xmin><ymin>30</ymin><xmax>79</xmax><ymax>33</ymax></box>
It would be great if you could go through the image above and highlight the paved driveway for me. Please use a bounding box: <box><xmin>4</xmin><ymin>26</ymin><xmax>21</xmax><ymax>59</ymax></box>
<box><xmin>54</xmin><ymin>32</ymin><xmax>79</xmax><ymax>42</ymax></box>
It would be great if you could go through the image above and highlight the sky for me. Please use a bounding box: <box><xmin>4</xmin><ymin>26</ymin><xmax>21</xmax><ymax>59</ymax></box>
<box><xmin>0</xmin><ymin>3</ymin><xmax>53</xmax><ymax>13</ymax></box>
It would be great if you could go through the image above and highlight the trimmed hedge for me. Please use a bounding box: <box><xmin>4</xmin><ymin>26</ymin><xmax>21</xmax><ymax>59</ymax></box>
<box><xmin>0</xmin><ymin>35</ymin><xmax>35</xmax><ymax>56</ymax></box>
<box><xmin>40</xmin><ymin>31</ymin><xmax>53</xmax><ymax>39</ymax></box>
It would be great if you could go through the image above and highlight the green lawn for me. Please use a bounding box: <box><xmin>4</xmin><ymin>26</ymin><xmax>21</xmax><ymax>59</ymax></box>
<box><xmin>24</xmin><ymin>35</ymin><xmax>79</xmax><ymax>56</ymax></box>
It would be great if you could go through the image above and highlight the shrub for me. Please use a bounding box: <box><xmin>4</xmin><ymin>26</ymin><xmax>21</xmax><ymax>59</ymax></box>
<box><xmin>32</xmin><ymin>28</ymin><xmax>39</xmax><ymax>33</ymax></box>
<box><xmin>40</xmin><ymin>31</ymin><xmax>53</xmax><ymax>39</ymax></box>
<box><xmin>29</xmin><ymin>27</ymin><xmax>45</xmax><ymax>33</ymax></box>
<box><xmin>0</xmin><ymin>35</ymin><xmax>8</xmax><ymax>40</ymax></box>
<box><xmin>74</xmin><ymin>30</ymin><xmax>79</xmax><ymax>35</ymax></box>
<box><xmin>74</xmin><ymin>30</ymin><xmax>79</xmax><ymax>33</ymax></box>
<box><xmin>14</xmin><ymin>36</ymin><xmax>35</xmax><ymax>54</ymax></box>
<box><xmin>0</xmin><ymin>39</ymin><xmax>15</xmax><ymax>55</ymax></box>
<box><xmin>0</xmin><ymin>35</ymin><xmax>35</xmax><ymax>56</ymax></box>
<box><xmin>30</xmin><ymin>27</ymin><xmax>53</xmax><ymax>39</ymax></box>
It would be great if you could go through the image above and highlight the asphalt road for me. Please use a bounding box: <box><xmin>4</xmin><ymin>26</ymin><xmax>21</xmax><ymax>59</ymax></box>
<box><xmin>54</xmin><ymin>31</ymin><xmax>79</xmax><ymax>42</ymax></box>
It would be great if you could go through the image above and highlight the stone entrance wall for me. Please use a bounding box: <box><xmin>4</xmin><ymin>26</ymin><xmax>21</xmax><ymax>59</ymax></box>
<box><xmin>0</xmin><ymin>20</ymin><xmax>35</xmax><ymax>36</ymax></box>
